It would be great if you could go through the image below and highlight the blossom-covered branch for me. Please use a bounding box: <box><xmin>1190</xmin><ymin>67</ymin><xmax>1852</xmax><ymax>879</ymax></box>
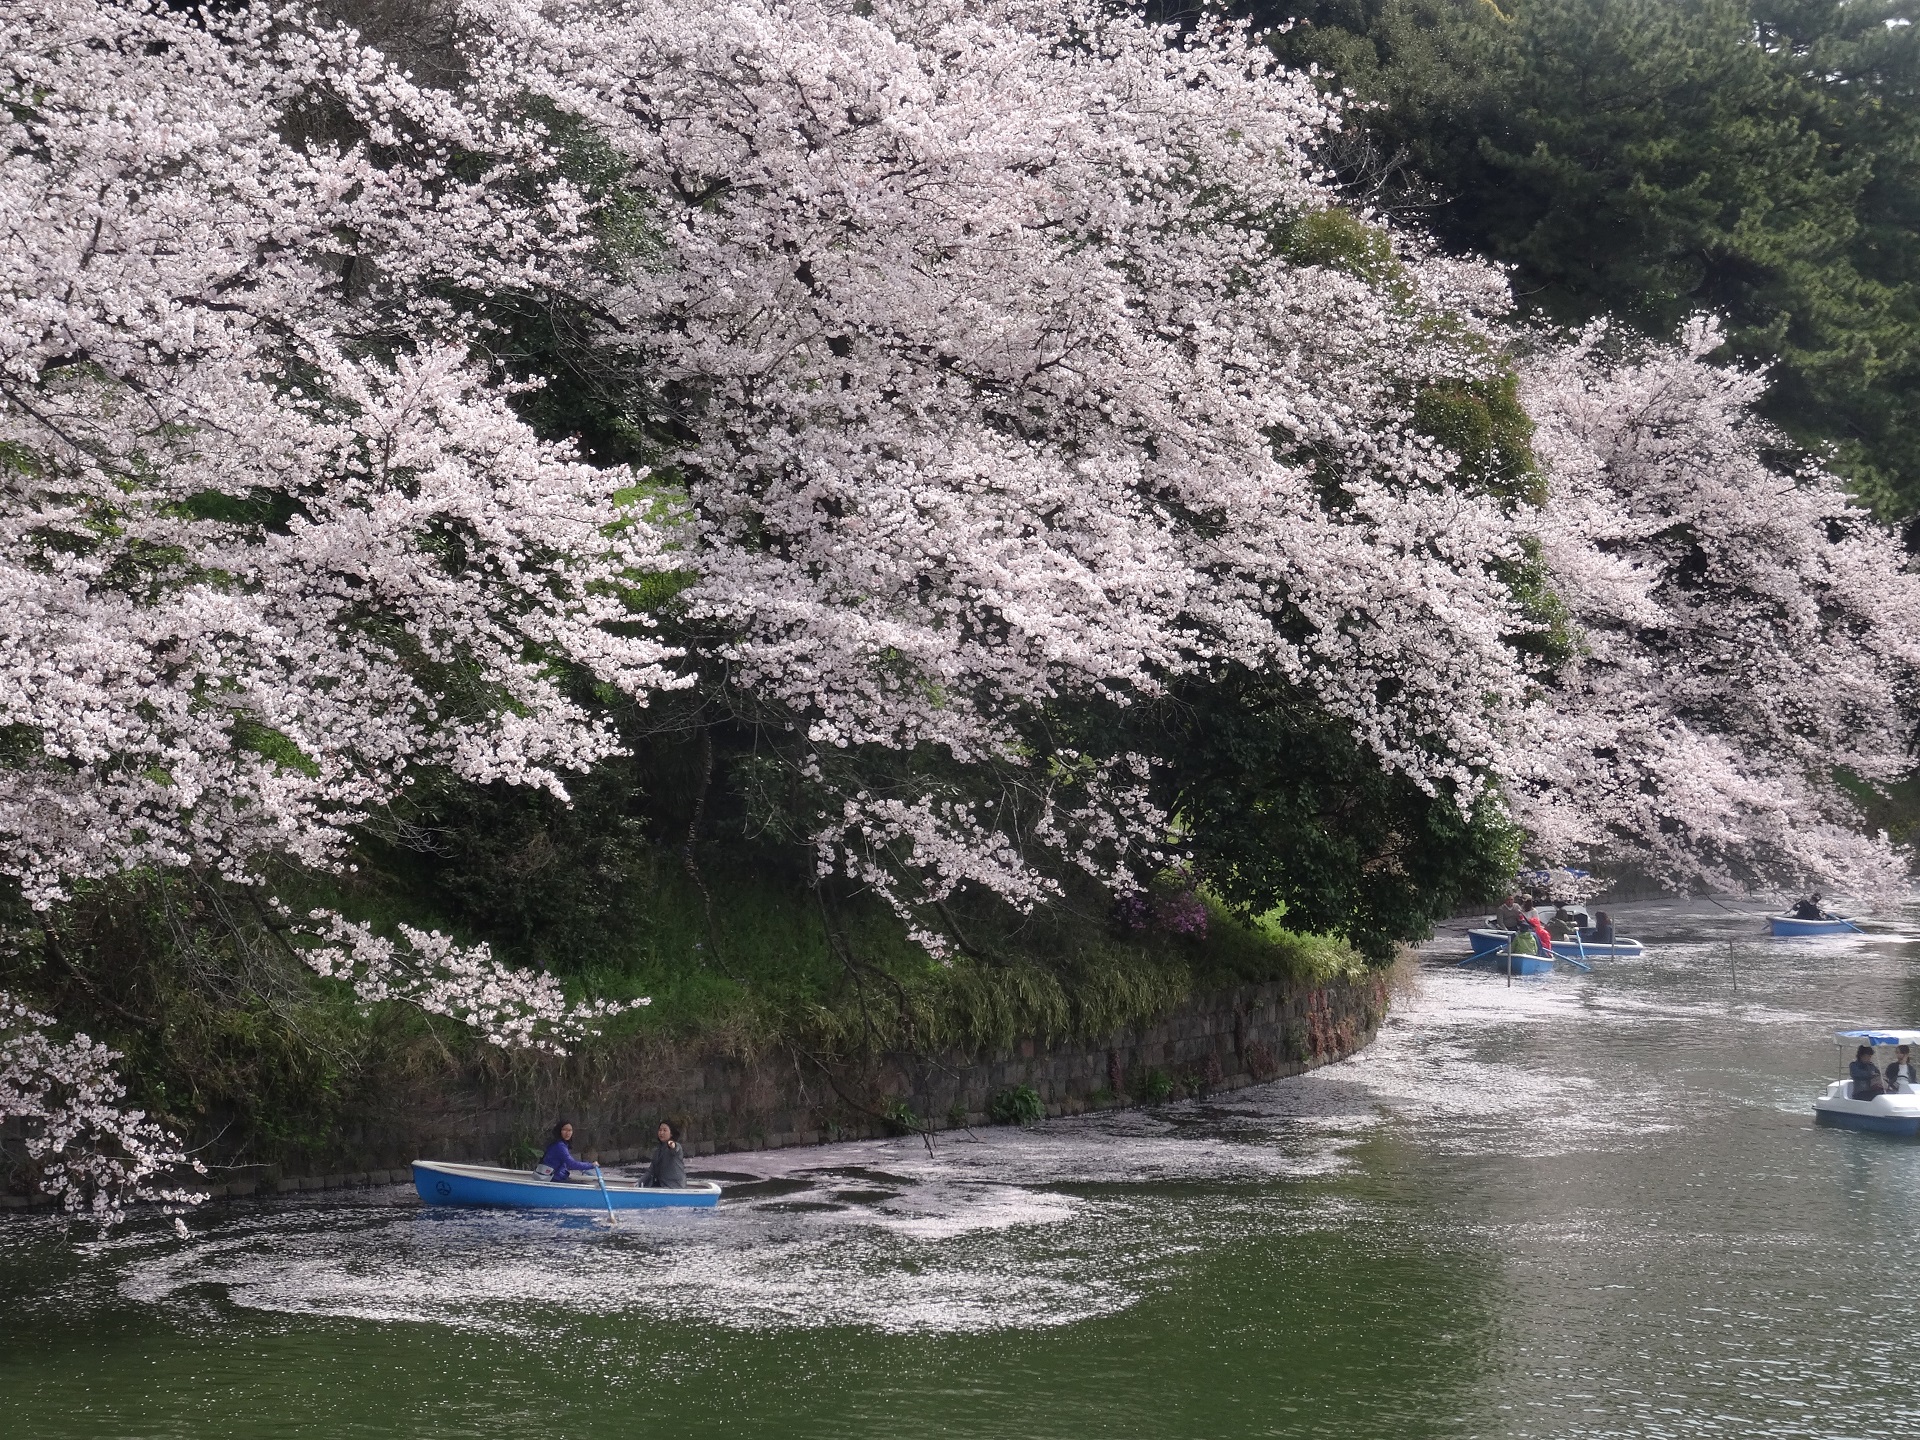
<box><xmin>294</xmin><ymin>911</ymin><xmax>648</xmax><ymax>1053</ymax></box>
<box><xmin>0</xmin><ymin>990</ymin><xmax>203</xmax><ymax>1220</ymax></box>
<box><xmin>0</xmin><ymin>0</ymin><xmax>689</xmax><ymax>909</ymax></box>
<box><xmin>1517</xmin><ymin>320</ymin><xmax>1920</xmax><ymax>895</ymax></box>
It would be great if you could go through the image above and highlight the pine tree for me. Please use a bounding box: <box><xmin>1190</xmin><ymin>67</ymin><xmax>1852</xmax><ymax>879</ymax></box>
<box><xmin>1269</xmin><ymin>0</ymin><xmax>1920</xmax><ymax>516</ymax></box>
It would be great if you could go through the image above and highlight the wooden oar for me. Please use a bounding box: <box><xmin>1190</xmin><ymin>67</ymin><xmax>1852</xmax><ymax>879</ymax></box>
<box><xmin>593</xmin><ymin>1164</ymin><xmax>617</xmax><ymax>1228</ymax></box>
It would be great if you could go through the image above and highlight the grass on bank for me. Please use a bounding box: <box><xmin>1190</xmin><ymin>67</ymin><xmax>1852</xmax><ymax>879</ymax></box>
<box><xmin>0</xmin><ymin>848</ymin><xmax>1367</xmax><ymax>1177</ymax></box>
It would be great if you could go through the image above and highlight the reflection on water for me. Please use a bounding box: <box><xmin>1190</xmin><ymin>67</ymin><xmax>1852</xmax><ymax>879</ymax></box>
<box><xmin>6</xmin><ymin>900</ymin><xmax>1920</xmax><ymax>1437</ymax></box>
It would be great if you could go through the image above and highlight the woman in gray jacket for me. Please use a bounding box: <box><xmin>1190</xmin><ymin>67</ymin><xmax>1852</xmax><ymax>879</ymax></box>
<box><xmin>645</xmin><ymin>1120</ymin><xmax>687</xmax><ymax>1188</ymax></box>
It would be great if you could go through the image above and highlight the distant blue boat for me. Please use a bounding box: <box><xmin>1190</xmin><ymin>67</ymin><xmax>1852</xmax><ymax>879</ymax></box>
<box><xmin>1460</xmin><ymin>930</ymin><xmax>1555</xmax><ymax>975</ymax></box>
<box><xmin>1768</xmin><ymin>914</ymin><xmax>1858</xmax><ymax>937</ymax></box>
<box><xmin>1467</xmin><ymin>927</ymin><xmax>1513</xmax><ymax>956</ymax></box>
<box><xmin>413</xmin><ymin>1160</ymin><xmax>721</xmax><ymax>1211</ymax></box>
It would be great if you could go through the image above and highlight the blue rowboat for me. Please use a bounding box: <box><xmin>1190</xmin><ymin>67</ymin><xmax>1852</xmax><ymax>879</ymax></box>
<box><xmin>1768</xmin><ymin>914</ymin><xmax>1858</xmax><ymax>937</ymax></box>
<box><xmin>1465</xmin><ymin>951</ymin><xmax>1555</xmax><ymax>976</ymax></box>
<box><xmin>1565</xmin><ymin>936</ymin><xmax>1644</xmax><ymax>959</ymax></box>
<box><xmin>1459</xmin><ymin>931</ymin><xmax>1555</xmax><ymax>975</ymax></box>
<box><xmin>1467</xmin><ymin>927</ymin><xmax>1513</xmax><ymax>956</ymax></box>
<box><xmin>413</xmin><ymin>1160</ymin><xmax>721</xmax><ymax>1211</ymax></box>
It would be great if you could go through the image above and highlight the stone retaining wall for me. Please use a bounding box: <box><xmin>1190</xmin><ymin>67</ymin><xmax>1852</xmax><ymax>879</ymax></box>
<box><xmin>2</xmin><ymin>970</ymin><xmax>1389</xmax><ymax>1207</ymax></box>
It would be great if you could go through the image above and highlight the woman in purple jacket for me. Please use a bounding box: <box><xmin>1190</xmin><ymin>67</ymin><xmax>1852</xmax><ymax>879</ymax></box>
<box><xmin>539</xmin><ymin>1120</ymin><xmax>600</xmax><ymax>1183</ymax></box>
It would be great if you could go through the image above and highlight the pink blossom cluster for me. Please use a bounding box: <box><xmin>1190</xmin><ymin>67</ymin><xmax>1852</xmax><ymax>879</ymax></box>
<box><xmin>1515</xmin><ymin>321</ymin><xmax>1920</xmax><ymax>895</ymax></box>
<box><xmin>0</xmin><ymin>990</ymin><xmax>204</xmax><ymax>1220</ymax></box>
<box><xmin>1</xmin><ymin>0</ymin><xmax>687</xmax><ymax>911</ymax></box>
<box><xmin>295</xmin><ymin>909</ymin><xmax>648</xmax><ymax>1053</ymax></box>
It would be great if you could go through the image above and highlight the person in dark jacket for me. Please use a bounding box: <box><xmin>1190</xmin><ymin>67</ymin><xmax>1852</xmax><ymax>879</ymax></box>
<box><xmin>1850</xmin><ymin>1045</ymin><xmax>1886</xmax><ymax>1100</ymax></box>
<box><xmin>540</xmin><ymin>1120</ymin><xmax>601</xmax><ymax>1183</ymax></box>
<box><xmin>1584</xmin><ymin>911</ymin><xmax>1615</xmax><ymax>944</ymax></box>
<box><xmin>1887</xmin><ymin>1045</ymin><xmax>1918</xmax><ymax>1092</ymax></box>
<box><xmin>645</xmin><ymin>1120</ymin><xmax>687</xmax><ymax>1188</ymax></box>
<box><xmin>1792</xmin><ymin>893</ymin><xmax>1827</xmax><ymax>921</ymax></box>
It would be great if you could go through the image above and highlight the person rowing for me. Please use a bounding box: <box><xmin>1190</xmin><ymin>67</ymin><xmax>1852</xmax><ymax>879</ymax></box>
<box><xmin>1494</xmin><ymin>894</ymin><xmax>1526</xmax><ymax>934</ymax></box>
<box><xmin>1791</xmin><ymin>892</ymin><xmax>1828</xmax><ymax>921</ymax></box>
<box><xmin>539</xmin><ymin>1119</ymin><xmax>602</xmax><ymax>1184</ymax></box>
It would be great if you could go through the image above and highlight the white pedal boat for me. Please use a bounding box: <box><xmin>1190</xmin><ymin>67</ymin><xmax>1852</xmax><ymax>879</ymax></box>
<box><xmin>1813</xmin><ymin>1028</ymin><xmax>1920</xmax><ymax>1137</ymax></box>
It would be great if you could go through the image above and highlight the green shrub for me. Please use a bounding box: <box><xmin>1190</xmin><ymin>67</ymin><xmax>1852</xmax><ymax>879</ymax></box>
<box><xmin>500</xmin><ymin>1135</ymin><xmax>540</xmax><ymax>1169</ymax></box>
<box><xmin>987</xmin><ymin>1084</ymin><xmax>1044</xmax><ymax>1126</ymax></box>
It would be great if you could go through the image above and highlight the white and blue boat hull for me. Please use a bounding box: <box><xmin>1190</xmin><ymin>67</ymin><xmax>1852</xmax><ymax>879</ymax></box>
<box><xmin>413</xmin><ymin>1160</ymin><xmax>721</xmax><ymax>1211</ymax></box>
<box><xmin>1816</xmin><ymin>1108</ymin><xmax>1920</xmax><ymax>1136</ymax></box>
<box><xmin>1812</xmin><ymin>1080</ymin><xmax>1920</xmax><ymax>1137</ymax></box>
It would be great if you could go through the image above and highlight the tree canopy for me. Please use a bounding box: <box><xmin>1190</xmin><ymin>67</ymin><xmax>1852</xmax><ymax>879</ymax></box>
<box><xmin>1268</xmin><ymin>0</ymin><xmax>1920</xmax><ymax>517</ymax></box>
<box><xmin>4</xmin><ymin>0</ymin><xmax>1919</xmax><ymax>1215</ymax></box>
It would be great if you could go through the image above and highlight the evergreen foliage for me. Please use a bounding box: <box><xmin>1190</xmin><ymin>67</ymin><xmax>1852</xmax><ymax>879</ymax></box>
<box><xmin>1267</xmin><ymin>0</ymin><xmax>1920</xmax><ymax>515</ymax></box>
<box><xmin>1153</xmin><ymin>671</ymin><xmax>1521</xmax><ymax>961</ymax></box>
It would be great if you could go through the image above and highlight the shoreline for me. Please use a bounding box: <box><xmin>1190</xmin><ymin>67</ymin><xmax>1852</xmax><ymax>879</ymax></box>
<box><xmin>2</xmin><ymin>970</ymin><xmax>1392</xmax><ymax>1213</ymax></box>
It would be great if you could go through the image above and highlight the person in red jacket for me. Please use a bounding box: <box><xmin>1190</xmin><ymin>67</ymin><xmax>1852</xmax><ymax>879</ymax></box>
<box><xmin>1521</xmin><ymin>904</ymin><xmax>1554</xmax><ymax>953</ymax></box>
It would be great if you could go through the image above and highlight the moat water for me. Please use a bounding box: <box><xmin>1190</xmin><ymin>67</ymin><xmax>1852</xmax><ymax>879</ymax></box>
<box><xmin>6</xmin><ymin>899</ymin><xmax>1920</xmax><ymax>1438</ymax></box>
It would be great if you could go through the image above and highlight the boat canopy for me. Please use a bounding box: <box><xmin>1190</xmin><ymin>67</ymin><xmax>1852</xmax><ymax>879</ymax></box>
<box><xmin>1837</xmin><ymin>1029</ymin><xmax>1920</xmax><ymax>1047</ymax></box>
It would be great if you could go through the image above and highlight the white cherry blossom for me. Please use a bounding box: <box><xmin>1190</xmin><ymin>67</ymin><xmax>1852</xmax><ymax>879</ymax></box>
<box><xmin>1516</xmin><ymin>320</ymin><xmax>1920</xmax><ymax>895</ymax></box>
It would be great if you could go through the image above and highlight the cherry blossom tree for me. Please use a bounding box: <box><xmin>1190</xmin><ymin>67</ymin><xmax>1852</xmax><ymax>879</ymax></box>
<box><xmin>497</xmin><ymin>0</ymin><xmax>1545</xmax><ymax>938</ymax></box>
<box><xmin>1515</xmin><ymin>320</ymin><xmax>1920</xmax><ymax>896</ymax></box>
<box><xmin>1</xmin><ymin>0</ymin><xmax>682</xmax><ymax>1205</ymax></box>
<box><xmin>2</xmin><ymin>0</ymin><xmax>691</xmax><ymax>904</ymax></box>
<box><xmin>5</xmin><ymin>0</ymin><xmax>1920</xmax><ymax>1215</ymax></box>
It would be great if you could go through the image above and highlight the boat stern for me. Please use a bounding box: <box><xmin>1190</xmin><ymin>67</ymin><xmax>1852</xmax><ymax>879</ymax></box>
<box><xmin>1812</xmin><ymin>1081</ymin><xmax>1920</xmax><ymax>1136</ymax></box>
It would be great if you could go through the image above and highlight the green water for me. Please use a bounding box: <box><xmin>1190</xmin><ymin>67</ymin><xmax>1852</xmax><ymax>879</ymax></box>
<box><xmin>7</xmin><ymin>900</ymin><xmax>1920</xmax><ymax>1438</ymax></box>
